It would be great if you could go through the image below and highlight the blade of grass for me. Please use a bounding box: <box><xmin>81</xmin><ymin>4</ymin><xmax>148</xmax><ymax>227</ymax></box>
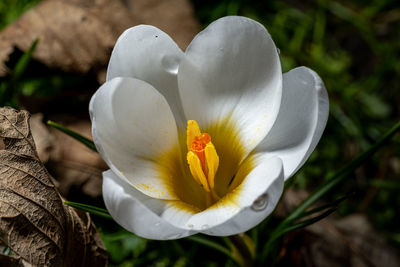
<box><xmin>261</xmin><ymin>207</ymin><xmax>337</xmax><ymax>263</ymax></box>
<box><xmin>270</xmin><ymin>207</ymin><xmax>337</xmax><ymax>242</ymax></box>
<box><xmin>0</xmin><ymin>39</ymin><xmax>39</xmax><ymax>106</ymax></box>
<box><xmin>370</xmin><ymin>179</ymin><xmax>400</xmax><ymax>190</ymax></box>
<box><xmin>299</xmin><ymin>193</ymin><xmax>352</xmax><ymax>218</ymax></box>
<box><xmin>284</xmin><ymin>119</ymin><xmax>400</xmax><ymax>225</ymax></box>
<box><xmin>64</xmin><ymin>200</ymin><xmax>112</xmax><ymax>220</ymax></box>
<box><xmin>47</xmin><ymin>120</ymin><xmax>97</xmax><ymax>151</ymax></box>
<box><xmin>260</xmin><ymin>119</ymin><xmax>400</xmax><ymax>262</ymax></box>
<box><xmin>187</xmin><ymin>235</ymin><xmax>240</xmax><ymax>265</ymax></box>
<box><xmin>12</xmin><ymin>38</ymin><xmax>39</xmax><ymax>82</ymax></box>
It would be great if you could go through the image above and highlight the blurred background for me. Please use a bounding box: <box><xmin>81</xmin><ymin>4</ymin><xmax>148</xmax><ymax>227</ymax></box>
<box><xmin>0</xmin><ymin>0</ymin><xmax>399</xmax><ymax>266</ymax></box>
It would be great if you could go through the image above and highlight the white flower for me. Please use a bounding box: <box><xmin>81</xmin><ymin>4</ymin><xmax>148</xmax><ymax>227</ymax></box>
<box><xmin>89</xmin><ymin>16</ymin><xmax>329</xmax><ymax>240</ymax></box>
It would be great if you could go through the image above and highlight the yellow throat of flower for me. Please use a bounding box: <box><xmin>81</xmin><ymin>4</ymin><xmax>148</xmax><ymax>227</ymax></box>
<box><xmin>186</xmin><ymin>120</ymin><xmax>219</xmax><ymax>193</ymax></box>
<box><xmin>156</xmin><ymin>117</ymin><xmax>251</xmax><ymax>211</ymax></box>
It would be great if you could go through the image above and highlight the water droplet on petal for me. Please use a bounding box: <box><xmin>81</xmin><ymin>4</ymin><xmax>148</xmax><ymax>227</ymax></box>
<box><xmin>155</xmin><ymin>222</ymin><xmax>161</xmax><ymax>227</ymax></box>
<box><xmin>161</xmin><ymin>55</ymin><xmax>180</xmax><ymax>75</ymax></box>
<box><xmin>251</xmin><ymin>193</ymin><xmax>269</xmax><ymax>212</ymax></box>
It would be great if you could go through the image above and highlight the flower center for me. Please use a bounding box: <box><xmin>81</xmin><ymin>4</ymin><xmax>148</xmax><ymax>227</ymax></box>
<box><xmin>186</xmin><ymin>120</ymin><xmax>219</xmax><ymax>193</ymax></box>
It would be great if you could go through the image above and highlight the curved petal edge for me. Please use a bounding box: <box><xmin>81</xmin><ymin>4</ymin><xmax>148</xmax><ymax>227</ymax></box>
<box><xmin>170</xmin><ymin>156</ymin><xmax>284</xmax><ymax>235</ymax></box>
<box><xmin>103</xmin><ymin>170</ymin><xmax>194</xmax><ymax>240</ymax></box>
<box><xmin>255</xmin><ymin>66</ymin><xmax>329</xmax><ymax>180</ymax></box>
<box><xmin>107</xmin><ymin>25</ymin><xmax>186</xmax><ymax>127</ymax></box>
<box><xmin>90</xmin><ymin>77</ymin><xmax>181</xmax><ymax>200</ymax></box>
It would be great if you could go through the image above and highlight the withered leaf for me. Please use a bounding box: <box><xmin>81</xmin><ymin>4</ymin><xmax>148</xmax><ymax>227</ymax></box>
<box><xmin>0</xmin><ymin>0</ymin><xmax>200</xmax><ymax>77</ymax></box>
<box><xmin>0</xmin><ymin>0</ymin><xmax>137</xmax><ymax>76</ymax></box>
<box><xmin>127</xmin><ymin>0</ymin><xmax>200</xmax><ymax>49</ymax></box>
<box><xmin>30</xmin><ymin>113</ymin><xmax>53</xmax><ymax>164</ymax></box>
<box><xmin>0</xmin><ymin>107</ymin><xmax>107</xmax><ymax>266</ymax></box>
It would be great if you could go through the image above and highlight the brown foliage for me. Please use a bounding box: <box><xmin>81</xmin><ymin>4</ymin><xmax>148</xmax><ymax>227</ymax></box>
<box><xmin>0</xmin><ymin>0</ymin><xmax>200</xmax><ymax>77</ymax></box>
<box><xmin>0</xmin><ymin>107</ymin><xmax>107</xmax><ymax>266</ymax></box>
<box><xmin>0</xmin><ymin>0</ymin><xmax>136</xmax><ymax>76</ymax></box>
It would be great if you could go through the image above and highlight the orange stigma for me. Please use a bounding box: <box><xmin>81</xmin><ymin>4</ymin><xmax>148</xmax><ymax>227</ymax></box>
<box><xmin>191</xmin><ymin>133</ymin><xmax>211</xmax><ymax>152</ymax></box>
<box><xmin>186</xmin><ymin>121</ymin><xmax>219</xmax><ymax>192</ymax></box>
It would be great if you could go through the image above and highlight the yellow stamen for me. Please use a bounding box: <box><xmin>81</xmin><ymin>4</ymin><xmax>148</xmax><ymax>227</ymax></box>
<box><xmin>187</xmin><ymin>151</ymin><xmax>211</xmax><ymax>192</ymax></box>
<box><xmin>186</xmin><ymin>120</ymin><xmax>219</xmax><ymax>192</ymax></box>
<box><xmin>204</xmin><ymin>143</ymin><xmax>219</xmax><ymax>189</ymax></box>
<box><xmin>186</xmin><ymin>120</ymin><xmax>201</xmax><ymax>151</ymax></box>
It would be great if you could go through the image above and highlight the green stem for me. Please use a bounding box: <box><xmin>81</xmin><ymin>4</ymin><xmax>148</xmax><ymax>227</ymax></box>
<box><xmin>227</xmin><ymin>234</ymin><xmax>254</xmax><ymax>267</ymax></box>
<box><xmin>187</xmin><ymin>235</ymin><xmax>236</xmax><ymax>262</ymax></box>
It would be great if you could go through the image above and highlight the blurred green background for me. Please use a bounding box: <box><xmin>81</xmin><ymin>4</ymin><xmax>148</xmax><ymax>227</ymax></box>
<box><xmin>0</xmin><ymin>0</ymin><xmax>399</xmax><ymax>266</ymax></box>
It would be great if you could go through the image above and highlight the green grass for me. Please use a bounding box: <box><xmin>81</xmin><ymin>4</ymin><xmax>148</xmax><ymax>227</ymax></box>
<box><xmin>0</xmin><ymin>0</ymin><xmax>41</xmax><ymax>30</ymax></box>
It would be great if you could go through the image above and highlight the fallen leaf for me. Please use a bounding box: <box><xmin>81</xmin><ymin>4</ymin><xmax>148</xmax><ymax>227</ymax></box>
<box><xmin>0</xmin><ymin>107</ymin><xmax>107</xmax><ymax>266</ymax></box>
<box><xmin>30</xmin><ymin>113</ymin><xmax>52</xmax><ymax>163</ymax></box>
<box><xmin>0</xmin><ymin>0</ymin><xmax>200</xmax><ymax>78</ymax></box>
<box><xmin>0</xmin><ymin>0</ymin><xmax>137</xmax><ymax>76</ymax></box>
<box><xmin>127</xmin><ymin>0</ymin><xmax>200</xmax><ymax>49</ymax></box>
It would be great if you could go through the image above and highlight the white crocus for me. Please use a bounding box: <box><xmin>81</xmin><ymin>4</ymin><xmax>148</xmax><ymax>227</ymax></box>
<box><xmin>90</xmin><ymin>16</ymin><xmax>329</xmax><ymax>240</ymax></box>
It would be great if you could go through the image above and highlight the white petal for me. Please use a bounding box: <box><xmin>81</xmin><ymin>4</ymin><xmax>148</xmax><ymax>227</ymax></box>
<box><xmin>205</xmin><ymin>158</ymin><xmax>284</xmax><ymax>236</ymax></box>
<box><xmin>90</xmin><ymin>77</ymin><xmax>180</xmax><ymax>199</ymax></box>
<box><xmin>166</xmin><ymin>156</ymin><xmax>284</xmax><ymax>233</ymax></box>
<box><xmin>178</xmin><ymin>16</ymin><xmax>282</xmax><ymax>158</ymax></box>
<box><xmin>255</xmin><ymin>67</ymin><xmax>329</xmax><ymax>180</ymax></box>
<box><xmin>107</xmin><ymin>25</ymin><xmax>186</xmax><ymax>127</ymax></box>
<box><xmin>103</xmin><ymin>170</ymin><xmax>194</xmax><ymax>240</ymax></box>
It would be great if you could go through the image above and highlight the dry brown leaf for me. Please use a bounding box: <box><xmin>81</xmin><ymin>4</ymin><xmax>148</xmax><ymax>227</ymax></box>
<box><xmin>0</xmin><ymin>107</ymin><xmax>107</xmax><ymax>266</ymax></box>
<box><xmin>127</xmin><ymin>0</ymin><xmax>200</xmax><ymax>49</ymax></box>
<box><xmin>0</xmin><ymin>0</ymin><xmax>137</xmax><ymax>76</ymax></box>
<box><xmin>30</xmin><ymin>113</ymin><xmax>53</xmax><ymax>163</ymax></box>
<box><xmin>0</xmin><ymin>0</ymin><xmax>200</xmax><ymax>77</ymax></box>
<box><xmin>28</xmin><ymin>114</ymin><xmax>106</xmax><ymax>199</ymax></box>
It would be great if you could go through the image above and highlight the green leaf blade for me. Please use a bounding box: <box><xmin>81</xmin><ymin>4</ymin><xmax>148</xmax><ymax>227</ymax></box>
<box><xmin>47</xmin><ymin>120</ymin><xmax>97</xmax><ymax>152</ymax></box>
